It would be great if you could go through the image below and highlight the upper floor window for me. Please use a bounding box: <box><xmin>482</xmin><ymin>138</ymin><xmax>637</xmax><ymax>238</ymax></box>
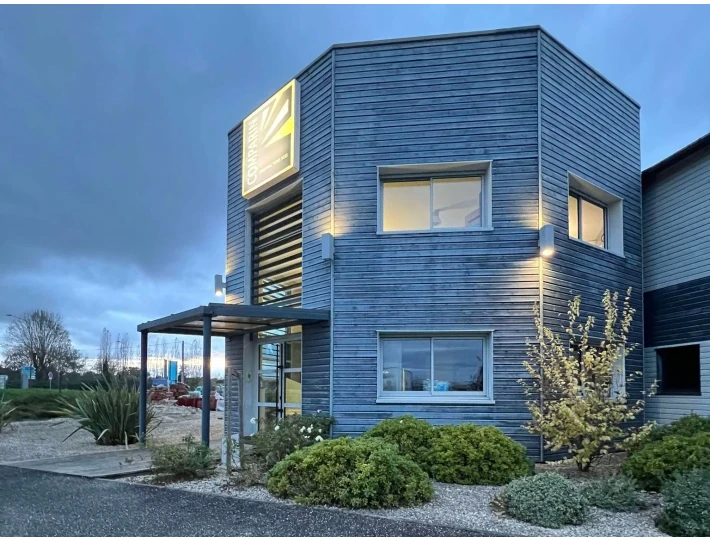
<box><xmin>568</xmin><ymin>193</ymin><xmax>606</xmax><ymax>249</ymax></box>
<box><xmin>567</xmin><ymin>173</ymin><xmax>624</xmax><ymax>256</ymax></box>
<box><xmin>378</xmin><ymin>161</ymin><xmax>492</xmax><ymax>233</ymax></box>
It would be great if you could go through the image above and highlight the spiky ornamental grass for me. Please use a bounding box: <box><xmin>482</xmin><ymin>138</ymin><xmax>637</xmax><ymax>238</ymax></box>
<box><xmin>58</xmin><ymin>377</ymin><xmax>157</xmax><ymax>446</ymax></box>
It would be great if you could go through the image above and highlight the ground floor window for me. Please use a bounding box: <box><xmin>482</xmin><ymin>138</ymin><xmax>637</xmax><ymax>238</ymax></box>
<box><xmin>377</xmin><ymin>332</ymin><xmax>493</xmax><ymax>404</ymax></box>
<box><xmin>657</xmin><ymin>344</ymin><xmax>701</xmax><ymax>395</ymax></box>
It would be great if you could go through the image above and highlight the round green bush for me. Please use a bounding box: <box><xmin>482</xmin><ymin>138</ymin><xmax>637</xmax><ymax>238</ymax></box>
<box><xmin>494</xmin><ymin>473</ymin><xmax>588</xmax><ymax>529</ymax></box>
<box><xmin>656</xmin><ymin>468</ymin><xmax>710</xmax><ymax>536</ymax></box>
<box><xmin>581</xmin><ymin>476</ymin><xmax>645</xmax><ymax>512</ymax></box>
<box><xmin>623</xmin><ymin>432</ymin><xmax>710</xmax><ymax>491</ymax></box>
<box><xmin>362</xmin><ymin>415</ymin><xmax>437</xmax><ymax>473</ymax></box>
<box><xmin>266</xmin><ymin>437</ymin><xmax>433</xmax><ymax>509</ymax></box>
<box><xmin>429</xmin><ymin>424</ymin><xmax>532</xmax><ymax>485</ymax></box>
<box><xmin>628</xmin><ymin>414</ymin><xmax>710</xmax><ymax>455</ymax></box>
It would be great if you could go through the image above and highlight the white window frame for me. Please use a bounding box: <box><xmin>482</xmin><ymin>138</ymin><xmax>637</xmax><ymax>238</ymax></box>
<box><xmin>376</xmin><ymin>330</ymin><xmax>494</xmax><ymax>404</ymax></box>
<box><xmin>567</xmin><ymin>172</ymin><xmax>624</xmax><ymax>257</ymax></box>
<box><xmin>377</xmin><ymin>161</ymin><xmax>493</xmax><ymax>234</ymax></box>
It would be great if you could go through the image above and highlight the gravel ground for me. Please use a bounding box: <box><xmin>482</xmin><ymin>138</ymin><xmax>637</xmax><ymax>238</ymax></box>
<box><xmin>0</xmin><ymin>403</ymin><xmax>223</xmax><ymax>463</ymax></box>
<box><xmin>122</xmin><ymin>471</ymin><xmax>666</xmax><ymax>537</ymax></box>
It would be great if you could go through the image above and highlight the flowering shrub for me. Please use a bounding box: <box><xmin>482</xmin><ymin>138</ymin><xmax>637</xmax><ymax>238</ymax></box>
<box><xmin>429</xmin><ymin>424</ymin><xmax>532</xmax><ymax>485</ymax></box>
<box><xmin>267</xmin><ymin>436</ymin><xmax>433</xmax><ymax>508</ymax></box>
<box><xmin>623</xmin><ymin>432</ymin><xmax>710</xmax><ymax>491</ymax></box>
<box><xmin>249</xmin><ymin>413</ymin><xmax>334</xmax><ymax>469</ymax></box>
<box><xmin>362</xmin><ymin>415</ymin><xmax>438</xmax><ymax>473</ymax></box>
<box><xmin>492</xmin><ymin>473</ymin><xmax>588</xmax><ymax>529</ymax></box>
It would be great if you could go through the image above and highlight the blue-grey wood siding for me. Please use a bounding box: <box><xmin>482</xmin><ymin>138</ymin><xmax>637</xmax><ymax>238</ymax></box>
<box><xmin>538</xmin><ymin>32</ymin><xmax>643</xmax><ymax>458</ymax></box>
<box><xmin>223</xmin><ymin>53</ymin><xmax>333</xmax><ymax>437</ymax></box>
<box><xmin>331</xmin><ymin>28</ymin><xmax>541</xmax><ymax>456</ymax></box>
<box><xmin>645</xmin><ymin>275</ymin><xmax>710</xmax><ymax>347</ymax></box>
<box><xmin>224</xmin><ymin>335</ymin><xmax>243</xmax><ymax>437</ymax></box>
<box><xmin>644</xmin><ymin>343</ymin><xmax>710</xmax><ymax>424</ymax></box>
<box><xmin>643</xmin><ymin>149</ymin><xmax>710</xmax><ymax>292</ymax></box>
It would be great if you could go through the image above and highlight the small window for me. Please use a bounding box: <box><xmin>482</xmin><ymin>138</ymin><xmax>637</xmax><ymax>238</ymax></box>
<box><xmin>657</xmin><ymin>345</ymin><xmax>701</xmax><ymax>395</ymax></box>
<box><xmin>568</xmin><ymin>193</ymin><xmax>606</xmax><ymax>248</ymax></box>
<box><xmin>382</xmin><ymin>176</ymin><xmax>483</xmax><ymax>232</ymax></box>
<box><xmin>378</xmin><ymin>334</ymin><xmax>492</xmax><ymax>403</ymax></box>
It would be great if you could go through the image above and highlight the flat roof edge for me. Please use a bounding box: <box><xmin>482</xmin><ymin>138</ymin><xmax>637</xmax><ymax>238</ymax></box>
<box><xmin>642</xmin><ymin>132</ymin><xmax>710</xmax><ymax>182</ymax></box>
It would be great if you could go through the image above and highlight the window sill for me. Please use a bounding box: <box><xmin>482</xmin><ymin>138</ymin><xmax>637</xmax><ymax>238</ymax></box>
<box><xmin>568</xmin><ymin>236</ymin><xmax>625</xmax><ymax>259</ymax></box>
<box><xmin>377</xmin><ymin>227</ymin><xmax>494</xmax><ymax>236</ymax></box>
<box><xmin>376</xmin><ymin>396</ymin><xmax>495</xmax><ymax>405</ymax></box>
<box><xmin>656</xmin><ymin>391</ymin><xmax>702</xmax><ymax>397</ymax></box>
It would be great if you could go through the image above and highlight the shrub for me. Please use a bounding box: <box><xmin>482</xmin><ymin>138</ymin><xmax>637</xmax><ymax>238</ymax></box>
<box><xmin>362</xmin><ymin>415</ymin><xmax>437</xmax><ymax>473</ymax></box>
<box><xmin>522</xmin><ymin>289</ymin><xmax>653</xmax><ymax>471</ymax></box>
<box><xmin>623</xmin><ymin>432</ymin><xmax>710</xmax><ymax>491</ymax></box>
<box><xmin>0</xmin><ymin>396</ymin><xmax>16</xmax><ymax>433</ymax></box>
<box><xmin>249</xmin><ymin>413</ymin><xmax>334</xmax><ymax>469</ymax></box>
<box><xmin>429</xmin><ymin>424</ymin><xmax>531</xmax><ymax>485</ymax></box>
<box><xmin>656</xmin><ymin>468</ymin><xmax>710</xmax><ymax>536</ymax></box>
<box><xmin>0</xmin><ymin>389</ymin><xmax>83</xmax><ymax>421</ymax></box>
<box><xmin>267</xmin><ymin>436</ymin><xmax>433</xmax><ymax>509</ymax></box>
<box><xmin>58</xmin><ymin>377</ymin><xmax>156</xmax><ymax>445</ymax></box>
<box><xmin>581</xmin><ymin>476</ymin><xmax>645</xmax><ymax>512</ymax></box>
<box><xmin>492</xmin><ymin>473</ymin><xmax>588</xmax><ymax>529</ymax></box>
<box><xmin>151</xmin><ymin>435</ymin><xmax>216</xmax><ymax>480</ymax></box>
<box><xmin>628</xmin><ymin>414</ymin><xmax>710</xmax><ymax>455</ymax></box>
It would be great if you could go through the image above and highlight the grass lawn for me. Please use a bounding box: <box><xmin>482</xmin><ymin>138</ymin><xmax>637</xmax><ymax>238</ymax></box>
<box><xmin>1</xmin><ymin>388</ymin><xmax>83</xmax><ymax>421</ymax></box>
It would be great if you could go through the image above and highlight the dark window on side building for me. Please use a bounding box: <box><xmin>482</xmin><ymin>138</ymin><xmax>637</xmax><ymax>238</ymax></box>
<box><xmin>657</xmin><ymin>345</ymin><xmax>701</xmax><ymax>395</ymax></box>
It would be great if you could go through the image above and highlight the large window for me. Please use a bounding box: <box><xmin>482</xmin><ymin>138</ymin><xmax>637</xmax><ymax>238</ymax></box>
<box><xmin>382</xmin><ymin>176</ymin><xmax>484</xmax><ymax>232</ymax></box>
<box><xmin>568</xmin><ymin>193</ymin><xmax>606</xmax><ymax>248</ymax></box>
<box><xmin>378</xmin><ymin>333</ymin><xmax>493</xmax><ymax>403</ymax></box>
<box><xmin>657</xmin><ymin>345</ymin><xmax>701</xmax><ymax>395</ymax></box>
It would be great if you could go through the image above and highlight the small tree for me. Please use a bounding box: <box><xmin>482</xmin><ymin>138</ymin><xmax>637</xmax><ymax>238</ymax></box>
<box><xmin>521</xmin><ymin>288</ymin><xmax>653</xmax><ymax>471</ymax></box>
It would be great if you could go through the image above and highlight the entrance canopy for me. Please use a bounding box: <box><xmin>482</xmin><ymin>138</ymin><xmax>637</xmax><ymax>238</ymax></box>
<box><xmin>137</xmin><ymin>303</ymin><xmax>330</xmax><ymax>337</ymax></box>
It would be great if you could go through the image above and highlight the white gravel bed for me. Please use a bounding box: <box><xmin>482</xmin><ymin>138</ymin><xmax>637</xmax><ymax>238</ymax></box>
<box><xmin>0</xmin><ymin>404</ymin><xmax>223</xmax><ymax>463</ymax></box>
<box><xmin>119</xmin><ymin>471</ymin><xmax>665</xmax><ymax>537</ymax></box>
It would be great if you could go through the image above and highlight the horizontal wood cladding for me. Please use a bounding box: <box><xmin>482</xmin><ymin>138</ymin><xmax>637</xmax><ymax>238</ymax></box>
<box><xmin>644</xmin><ymin>342</ymin><xmax>710</xmax><ymax>424</ymax></box>
<box><xmin>332</xmin><ymin>29</ymin><xmax>540</xmax><ymax>456</ymax></box>
<box><xmin>643</xmin><ymin>149</ymin><xmax>710</xmax><ymax>291</ymax></box>
<box><xmin>302</xmin><ymin>321</ymin><xmax>331</xmax><ymax>414</ymax></box>
<box><xmin>539</xmin><ymin>32</ymin><xmax>642</xmax><ymax>459</ymax></box>
<box><xmin>645</xmin><ymin>275</ymin><xmax>710</xmax><ymax>347</ymax></box>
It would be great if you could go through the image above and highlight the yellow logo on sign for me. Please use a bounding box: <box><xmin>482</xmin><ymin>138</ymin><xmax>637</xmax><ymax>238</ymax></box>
<box><xmin>242</xmin><ymin>79</ymin><xmax>300</xmax><ymax>198</ymax></box>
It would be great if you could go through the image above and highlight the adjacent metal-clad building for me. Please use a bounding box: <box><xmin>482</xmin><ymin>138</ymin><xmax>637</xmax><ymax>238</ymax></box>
<box><xmin>643</xmin><ymin>133</ymin><xmax>710</xmax><ymax>423</ymax></box>
<box><xmin>224</xmin><ymin>25</ymin><xmax>643</xmax><ymax>459</ymax></box>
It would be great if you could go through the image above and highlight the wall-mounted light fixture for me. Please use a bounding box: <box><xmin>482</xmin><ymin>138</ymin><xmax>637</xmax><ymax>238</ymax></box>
<box><xmin>214</xmin><ymin>274</ymin><xmax>226</xmax><ymax>297</ymax></box>
<box><xmin>321</xmin><ymin>233</ymin><xmax>334</xmax><ymax>261</ymax></box>
<box><xmin>538</xmin><ymin>224</ymin><xmax>555</xmax><ymax>258</ymax></box>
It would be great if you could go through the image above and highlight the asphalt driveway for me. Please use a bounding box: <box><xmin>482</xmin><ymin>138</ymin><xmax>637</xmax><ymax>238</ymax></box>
<box><xmin>0</xmin><ymin>466</ymin><xmax>479</xmax><ymax>536</ymax></box>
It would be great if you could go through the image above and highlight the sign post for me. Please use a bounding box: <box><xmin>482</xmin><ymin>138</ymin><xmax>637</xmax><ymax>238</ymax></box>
<box><xmin>48</xmin><ymin>371</ymin><xmax>54</xmax><ymax>390</ymax></box>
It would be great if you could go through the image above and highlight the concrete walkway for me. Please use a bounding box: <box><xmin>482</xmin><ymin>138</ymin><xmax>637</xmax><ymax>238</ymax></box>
<box><xmin>0</xmin><ymin>465</ymin><xmax>478</xmax><ymax>537</ymax></box>
<box><xmin>1</xmin><ymin>438</ymin><xmax>222</xmax><ymax>478</ymax></box>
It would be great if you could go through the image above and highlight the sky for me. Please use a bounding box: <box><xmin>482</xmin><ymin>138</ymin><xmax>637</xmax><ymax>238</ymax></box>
<box><xmin>1</xmin><ymin>5</ymin><xmax>709</xmax><ymax>366</ymax></box>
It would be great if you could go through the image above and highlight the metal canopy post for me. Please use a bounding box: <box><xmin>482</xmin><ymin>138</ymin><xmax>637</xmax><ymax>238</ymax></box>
<box><xmin>139</xmin><ymin>331</ymin><xmax>148</xmax><ymax>444</ymax></box>
<box><xmin>202</xmin><ymin>315</ymin><xmax>212</xmax><ymax>446</ymax></box>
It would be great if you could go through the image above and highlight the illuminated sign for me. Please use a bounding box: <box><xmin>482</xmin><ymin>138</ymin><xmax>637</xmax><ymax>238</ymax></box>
<box><xmin>242</xmin><ymin>79</ymin><xmax>300</xmax><ymax>198</ymax></box>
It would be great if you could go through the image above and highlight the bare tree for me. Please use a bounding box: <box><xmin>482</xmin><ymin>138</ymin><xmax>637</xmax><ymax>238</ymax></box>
<box><xmin>115</xmin><ymin>333</ymin><xmax>131</xmax><ymax>373</ymax></box>
<box><xmin>2</xmin><ymin>310</ymin><xmax>81</xmax><ymax>380</ymax></box>
<box><xmin>98</xmin><ymin>328</ymin><xmax>113</xmax><ymax>376</ymax></box>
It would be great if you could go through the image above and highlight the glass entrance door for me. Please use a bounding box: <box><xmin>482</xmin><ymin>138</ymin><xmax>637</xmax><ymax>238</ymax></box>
<box><xmin>257</xmin><ymin>339</ymin><xmax>302</xmax><ymax>429</ymax></box>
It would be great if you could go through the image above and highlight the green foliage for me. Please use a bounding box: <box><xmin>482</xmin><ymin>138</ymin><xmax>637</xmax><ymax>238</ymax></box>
<box><xmin>249</xmin><ymin>413</ymin><xmax>334</xmax><ymax>469</ymax></box>
<box><xmin>623</xmin><ymin>432</ymin><xmax>710</xmax><ymax>491</ymax></box>
<box><xmin>656</xmin><ymin>468</ymin><xmax>710</xmax><ymax>537</ymax></box>
<box><xmin>0</xmin><ymin>396</ymin><xmax>17</xmax><ymax>433</ymax></box>
<box><xmin>628</xmin><ymin>414</ymin><xmax>710</xmax><ymax>455</ymax></box>
<box><xmin>57</xmin><ymin>377</ymin><xmax>156</xmax><ymax>445</ymax></box>
<box><xmin>267</xmin><ymin>436</ymin><xmax>433</xmax><ymax>509</ymax></box>
<box><xmin>151</xmin><ymin>435</ymin><xmax>216</xmax><ymax>480</ymax></box>
<box><xmin>492</xmin><ymin>473</ymin><xmax>588</xmax><ymax>529</ymax></box>
<box><xmin>522</xmin><ymin>289</ymin><xmax>654</xmax><ymax>471</ymax></box>
<box><xmin>429</xmin><ymin>424</ymin><xmax>532</xmax><ymax>485</ymax></box>
<box><xmin>362</xmin><ymin>415</ymin><xmax>437</xmax><ymax>473</ymax></box>
<box><xmin>581</xmin><ymin>476</ymin><xmax>645</xmax><ymax>512</ymax></box>
<box><xmin>0</xmin><ymin>389</ymin><xmax>83</xmax><ymax>421</ymax></box>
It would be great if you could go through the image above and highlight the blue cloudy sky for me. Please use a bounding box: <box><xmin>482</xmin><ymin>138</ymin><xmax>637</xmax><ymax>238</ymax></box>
<box><xmin>0</xmin><ymin>4</ymin><xmax>708</xmax><ymax>362</ymax></box>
